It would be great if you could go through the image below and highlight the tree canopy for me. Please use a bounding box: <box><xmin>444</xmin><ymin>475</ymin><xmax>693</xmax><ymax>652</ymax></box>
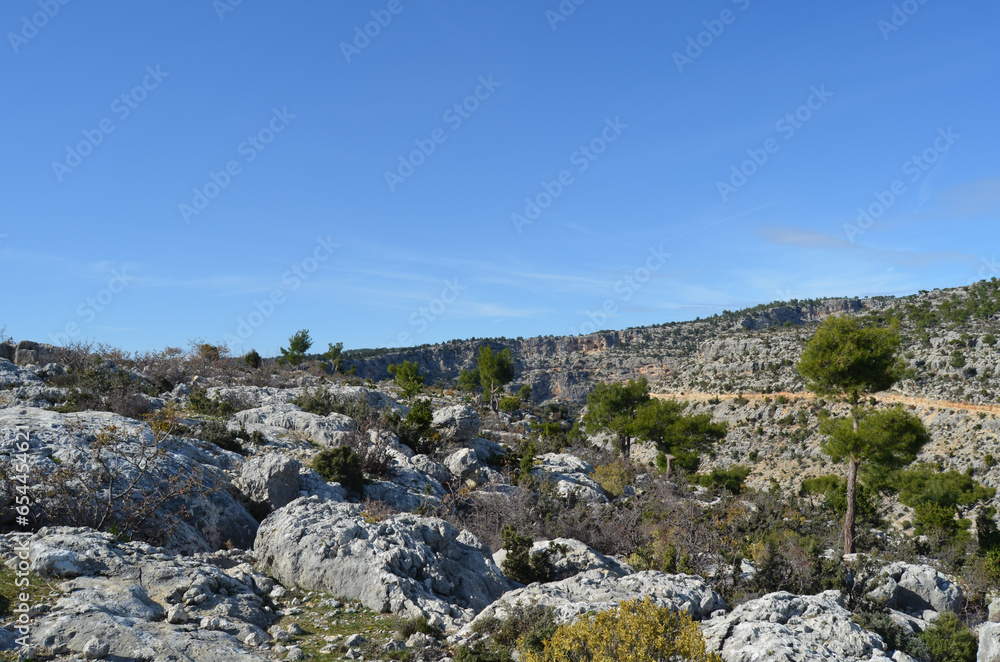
<box><xmin>478</xmin><ymin>345</ymin><xmax>515</xmax><ymax>416</ymax></box>
<box><xmin>387</xmin><ymin>360</ymin><xmax>425</xmax><ymax>399</ymax></box>
<box><xmin>583</xmin><ymin>377</ymin><xmax>726</xmax><ymax>463</ymax></box>
<box><xmin>279</xmin><ymin>329</ymin><xmax>312</xmax><ymax>366</ymax></box>
<box><xmin>797</xmin><ymin>315</ymin><xmax>902</xmax><ymax>406</ymax></box>
<box><xmin>797</xmin><ymin>315</ymin><xmax>922</xmax><ymax>554</ymax></box>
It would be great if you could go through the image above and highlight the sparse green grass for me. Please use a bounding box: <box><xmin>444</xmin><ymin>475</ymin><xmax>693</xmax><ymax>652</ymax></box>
<box><xmin>272</xmin><ymin>586</ymin><xmax>417</xmax><ymax>661</ymax></box>
<box><xmin>0</xmin><ymin>560</ymin><xmax>65</xmax><ymax>661</ymax></box>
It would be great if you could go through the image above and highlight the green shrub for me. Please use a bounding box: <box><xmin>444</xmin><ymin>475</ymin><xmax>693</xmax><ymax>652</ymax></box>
<box><xmin>243</xmin><ymin>349</ymin><xmax>262</xmax><ymax>369</ymax></box>
<box><xmin>590</xmin><ymin>461</ymin><xmax>632</xmax><ymax>499</ymax></box>
<box><xmin>896</xmin><ymin>463</ymin><xmax>995</xmax><ymax>540</ymax></box>
<box><xmin>397</xmin><ymin>615</ymin><xmax>441</xmax><ymax>639</ymax></box>
<box><xmin>517</xmin><ymin>384</ymin><xmax>532</xmax><ymax>401</ymax></box>
<box><xmin>189</xmin><ymin>389</ymin><xmax>236</xmax><ymax>417</ymax></box>
<box><xmin>500</xmin><ymin>395</ymin><xmax>522</xmax><ymax>413</ymax></box>
<box><xmin>197</xmin><ymin>420</ymin><xmax>246</xmax><ymax>454</ymax></box>
<box><xmin>853</xmin><ymin>611</ymin><xmax>929</xmax><ymax>661</ymax></box>
<box><xmin>500</xmin><ymin>526</ymin><xmax>552</xmax><ymax>585</ymax></box>
<box><xmin>313</xmin><ymin>446</ymin><xmax>365</xmax><ymax>495</ymax></box>
<box><xmin>457</xmin><ymin>367</ymin><xmax>481</xmax><ymax>393</ymax></box>
<box><xmin>919</xmin><ymin>612</ymin><xmax>977</xmax><ymax>662</ymax></box>
<box><xmin>394</xmin><ymin>398</ymin><xmax>438</xmax><ymax>455</ymax></box>
<box><xmin>458</xmin><ymin>602</ymin><xmax>559</xmax><ymax>662</ymax></box>
<box><xmin>278</xmin><ymin>329</ymin><xmax>312</xmax><ymax>366</ymax></box>
<box><xmin>388</xmin><ymin>360</ymin><xmax>425</xmax><ymax>398</ymax></box>
<box><xmin>693</xmin><ymin>465</ymin><xmax>751</xmax><ymax>494</ymax></box>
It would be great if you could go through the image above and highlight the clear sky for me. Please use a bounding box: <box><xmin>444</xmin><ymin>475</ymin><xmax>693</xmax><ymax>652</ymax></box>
<box><xmin>2</xmin><ymin>1</ymin><xmax>998</xmax><ymax>356</ymax></box>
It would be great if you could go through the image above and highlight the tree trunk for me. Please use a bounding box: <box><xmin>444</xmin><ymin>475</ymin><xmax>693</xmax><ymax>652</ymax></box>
<box><xmin>843</xmin><ymin>456</ymin><xmax>858</xmax><ymax>556</ymax></box>
<box><xmin>844</xmin><ymin>404</ymin><xmax>860</xmax><ymax>556</ymax></box>
<box><xmin>621</xmin><ymin>435</ymin><xmax>631</xmax><ymax>461</ymax></box>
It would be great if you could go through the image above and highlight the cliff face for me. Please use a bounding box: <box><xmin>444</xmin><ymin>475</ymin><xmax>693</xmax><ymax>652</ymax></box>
<box><xmin>345</xmin><ymin>283</ymin><xmax>1000</xmax><ymax>406</ymax></box>
<box><xmin>344</xmin><ymin>298</ymin><xmax>884</xmax><ymax>403</ymax></box>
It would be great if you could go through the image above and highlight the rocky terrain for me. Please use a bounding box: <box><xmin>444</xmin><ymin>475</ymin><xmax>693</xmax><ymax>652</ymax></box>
<box><xmin>3</xmin><ymin>280</ymin><xmax>1000</xmax><ymax>661</ymax></box>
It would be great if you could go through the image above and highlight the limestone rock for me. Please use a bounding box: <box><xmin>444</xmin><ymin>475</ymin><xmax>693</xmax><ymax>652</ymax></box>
<box><xmin>0</xmin><ymin>408</ymin><xmax>258</xmax><ymax>553</ymax></box>
<box><xmin>493</xmin><ymin>538</ymin><xmax>633</xmax><ymax>582</ymax></box>
<box><xmin>701</xmin><ymin>591</ymin><xmax>884</xmax><ymax>662</ymax></box>
<box><xmin>882</xmin><ymin>562</ymin><xmax>963</xmax><ymax>615</ymax></box>
<box><xmin>464</xmin><ymin>569</ymin><xmax>725</xmax><ymax>632</ymax></box>
<box><xmin>530</xmin><ymin>453</ymin><xmax>608</xmax><ymax>503</ymax></box>
<box><xmin>234</xmin><ymin>453</ymin><xmax>302</xmax><ymax>514</ymax></box>
<box><xmin>232</xmin><ymin>403</ymin><xmax>355</xmax><ymax>447</ymax></box>
<box><xmin>255</xmin><ymin>496</ymin><xmax>514</xmax><ymax>629</ymax></box>
<box><xmin>979</xmin><ymin>622</ymin><xmax>1000</xmax><ymax>662</ymax></box>
<box><xmin>432</xmin><ymin>405</ymin><xmax>480</xmax><ymax>442</ymax></box>
<box><xmin>3</xmin><ymin>527</ymin><xmax>275</xmax><ymax>661</ymax></box>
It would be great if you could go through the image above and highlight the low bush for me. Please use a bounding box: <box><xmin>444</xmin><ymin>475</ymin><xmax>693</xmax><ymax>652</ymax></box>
<box><xmin>313</xmin><ymin>446</ymin><xmax>365</xmax><ymax>496</ymax></box>
<box><xmin>196</xmin><ymin>421</ymin><xmax>246</xmax><ymax>455</ymax></box>
<box><xmin>693</xmin><ymin>465</ymin><xmax>751</xmax><ymax>495</ymax></box>
<box><xmin>188</xmin><ymin>388</ymin><xmax>236</xmax><ymax>417</ymax></box>
<box><xmin>500</xmin><ymin>526</ymin><xmax>552</xmax><ymax>585</ymax></box>
<box><xmin>500</xmin><ymin>395</ymin><xmax>522</xmax><ymax>413</ymax></box>
<box><xmin>853</xmin><ymin>611</ymin><xmax>929</xmax><ymax>661</ymax></box>
<box><xmin>522</xmin><ymin>597</ymin><xmax>721</xmax><ymax>662</ymax></box>
<box><xmin>457</xmin><ymin>602</ymin><xmax>559</xmax><ymax>662</ymax></box>
<box><xmin>919</xmin><ymin>612</ymin><xmax>977</xmax><ymax>662</ymax></box>
<box><xmin>590</xmin><ymin>461</ymin><xmax>632</xmax><ymax>499</ymax></box>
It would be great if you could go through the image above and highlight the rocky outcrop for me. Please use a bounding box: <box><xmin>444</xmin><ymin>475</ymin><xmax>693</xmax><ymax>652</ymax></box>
<box><xmin>1</xmin><ymin>340</ymin><xmax>60</xmax><ymax>366</ymax></box>
<box><xmin>531</xmin><ymin>453</ymin><xmax>608</xmax><ymax>503</ymax></box>
<box><xmin>0</xmin><ymin>408</ymin><xmax>258</xmax><ymax>553</ymax></box>
<box><xmin>464</xmin><ymin>570</ymin><xmax>725</xmax><ymax>635</ymax></box>
<box><xmin>881</xmin><ymin>562</ymin><xmax>963</xmax><ymax>616</ymax></box>
<box><xmin>1</xmin><ymin>527</ymin><xmax>275</xmax><ymax>661</ymax></box>
<box><xmin>0</xmin><ymin>358</ymin><xmax>42</xmax><ymax>387</ymax></box>
<box><xmin>233</xmin><ymin>453</ymin><xmax>302</xmax><ymax>515</ymax></box>
<box><xmin>432</xmin><ymin>405</ymin><xmax>480</xmax><ymax>442</ymax></box>
<box><xmin>363</xmin><ymin>447</ymin><xmax>447</xmax><ymax>511</ymax></box>
<box><xmin>231</xmin><ymin>403</ymin><xmax>355</xmax><ymax>447</ymax></box>
<box><xmin>980</xmin><ymin>623</ymin><xmax>1000</xmax><ymax>662</ymax></box>
<box><xmin>493</xmin><ymin>538</ymin><xmax>633</xmax><ymax>581</ymax></box>
<box><xmin>700</xmin><ymin>591</ymin><xmax>885</xmax><ymax>662</ymax></box>
<box><xmin>254</xmin><ymin>497</ymin><xmax>515</xmax><ymax>629</ymax></box>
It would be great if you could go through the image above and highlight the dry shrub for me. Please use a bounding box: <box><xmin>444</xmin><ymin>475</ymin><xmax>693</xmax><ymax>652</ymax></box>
<box><xmin>29</xmin><ymin>405</ymin><xmax>209</xmax><ymax>544</ymax></box>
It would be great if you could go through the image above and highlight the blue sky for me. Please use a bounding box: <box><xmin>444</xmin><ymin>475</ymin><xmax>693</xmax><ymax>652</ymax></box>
<box><xmin>2</xmin><ymin>1</ymin><xmax>999</xmax><ymax>356</ymax></box>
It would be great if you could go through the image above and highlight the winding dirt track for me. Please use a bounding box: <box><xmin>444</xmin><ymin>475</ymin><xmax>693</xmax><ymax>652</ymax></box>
<box><xmin>652</xmin><ymin>390</ymin><xmax>1000</xmax><ymax>416</ymax></box>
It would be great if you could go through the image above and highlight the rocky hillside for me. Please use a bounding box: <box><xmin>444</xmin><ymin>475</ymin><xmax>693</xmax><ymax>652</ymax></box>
<box><xmin>4</xmin><ymin>280</ymin><xmax>1000</xmax><ymax>661</ymax></box>
<box><xmin>344</xmin><ymin>281</ymin><xmax>1000</xmax><ymax>406</ymax></box>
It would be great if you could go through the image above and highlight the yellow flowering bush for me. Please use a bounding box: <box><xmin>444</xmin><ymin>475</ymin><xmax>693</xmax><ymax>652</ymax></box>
<box><xmin>521</xmin><ymin>597</ymin><xmax>720</xmax><ymax>662</ymax></box>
